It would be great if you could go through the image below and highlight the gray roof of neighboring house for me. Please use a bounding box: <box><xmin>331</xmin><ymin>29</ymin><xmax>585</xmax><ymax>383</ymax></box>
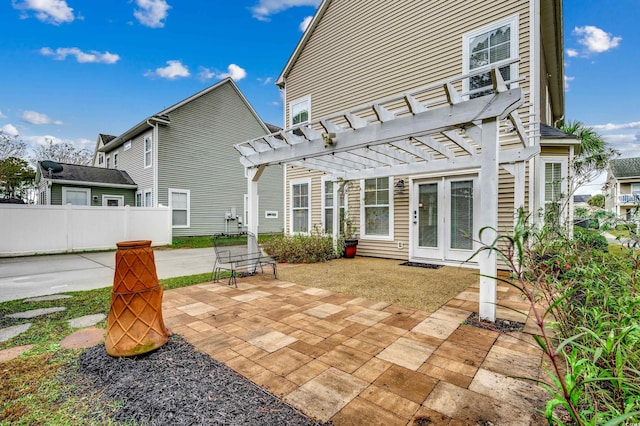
<box><xmin>573</xmin><ymin>194</ymin><xmax>591</xmax><ymax>204</ymax></box>
<box><xmin>38</xmin><ymin>161</ymin><xmax>136</xmax><ymax>186</ymax></box>
<box><xmin>610</xmin><ymin>157</ymin><xmax>640</xmax><ymax>179</ymax></box>
<box><xmin>265</xmin><ymin>123</ymin><xmax>282</xmax><ymax>134</ymax></box>
<box><xmin>540</xmin><ymin>123</ymin><xmax>579</xmax><ymax>140</ymax></box>
<box><xmin>99</xmin><ymin>134</ymin><xmax>117</xmax><ymax>144</ymax></box>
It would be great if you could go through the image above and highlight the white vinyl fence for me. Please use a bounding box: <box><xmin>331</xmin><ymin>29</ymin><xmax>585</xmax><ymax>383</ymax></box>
<box><xmin>0</xmin><ymin>204</ymin><xmax>172</xmax><ymax>257</ymax></box>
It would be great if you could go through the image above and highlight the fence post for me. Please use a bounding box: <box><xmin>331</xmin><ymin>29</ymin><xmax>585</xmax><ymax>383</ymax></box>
<box><xmin>65</xmin><ymin>204</ymin><xmax>73</xmax><ymax>252</ymax></box>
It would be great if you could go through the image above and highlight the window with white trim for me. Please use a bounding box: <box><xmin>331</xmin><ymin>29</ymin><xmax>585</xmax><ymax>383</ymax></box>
<box><xmin>169</xmin><ymin>189</ymin><xmax>190</xmax><ymax>227</ymax></box>
<box><xmin>541</xmin><ymin>157</ymin><xmax>568</xmax><ymax>224</ymax></box>
<box><xmin>322</xmin><ymin>179</ymin><xmax>346</xmax><ymax>235</ymax></box>
<box><xmin>144</xmin><ymin>189</ymin><xmax>152</xmax><ymax>207</ymax></box>
<box><xmin>102</xmin><ymin>195</ymin><xmax>124</xmax><ymax>207</ymax></box>
<box><xmin>144</xmin><ymin>136</ymin><xmax>152</xmax><ymax>168</ymax></box>
<box><xmin>289</xmin><ymin>95</ymin><xmax>310</xmax><ymax>127</ymax></box>
<box><xmin>362</xmin><ymin>177</ymin><xmax>392</xmax><ymax>238</ymax></box>
<box><xmin>135</xmin><ymin>191</ymin><xmax>142</xmax><ymax>207</ymax></box>
<box><xmin>98</xmin><ymin>153</ymin><xmax>104</xmax><ymax>165</ymax></box>
<box><xmin>290</xmin><ymin>180</ymin><xmax>311</xmax><ymax>234</ymax></box>
<box><xmin>463</xmin><ymin>16</ymin><xmax>518</xmax><ymax>98</ymax></box>
<box><xmin>113</xmin><ymin>152</ymin><xmax>119</xmax><ymax>169</ymax></box>
<box><xmin>62</xmin><ymin>187</ymin><xmax>90</xmax><ymax>205</ymax></box>
<box><xmin>106</xmin><ymin>155</ymin><xmax>111</xmax><ymax>169</ymax></box>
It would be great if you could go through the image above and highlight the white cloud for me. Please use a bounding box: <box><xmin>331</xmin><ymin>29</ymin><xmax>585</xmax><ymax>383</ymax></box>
<box><xmin>257</xmin><ymin>76</ymin><xmax>273</xmax><ymax>85</ymax></box>
<box><xmin>219</xmin><ymin>64</ymin><xmax>247</xmax><ymax>81</ymax></box>
<box><xmin>566</xmin><ymin>48</ymin><xmax>579</xmax><ymax>57</ymax></box>
<box><xmin>251</xmin><ymin>0</ymin><xmax>320</xmax><ymax>21</ymax></box>
<box><xmin>12</xmin><ymin>0</ymin><xmax>74</xmax><ymax>25</ymax></box>
<box><xmin>40</xmin><ymin>47</ymin><xmax>120</xmax><ymax>64</ymax></box>
<box><xmin>1</xmin><ymin>124</ymin><xmax>19</xmax><ymax>137</ymax></box>
<box><xmin>574</xmin><ymin>25</ymin><xmax>621</xmax><ymax>54</ymax></box>
<box><xmin>197</xmin><ymin>66</ymin><xmax>215</xmax><ymax>81</ymax></box>
<box><xmin>593</xmin><ymin>121</ymin><xmax>640</xmax><ymax>131</ymax></box>
<box><xmin>145</xmin><ymin>60</ymin><xmax>190</xmax><ymax>79</ymax></box>
<box><xmin>299</xmin><ymin>15</ymin><xmax>312</xmax><ymax>32</ymax></box>
<box><xmin>21</xmin><ymin>110</ymin><xmax>63</xmax><ymax>125</ymax></box>
<box><xmin>134</xmin><ymin>0</ymin><xmax>170</xmax><ymax>28</ymax></box>
<box><xmin>564</xmin><ymin>75</ymin><xmax>574</xmax><ymax>91</ymax></box>
<box><xmin>0</xmin><ymin>111</ymin><xmax>7</xmax><ymax>119</ymax></box>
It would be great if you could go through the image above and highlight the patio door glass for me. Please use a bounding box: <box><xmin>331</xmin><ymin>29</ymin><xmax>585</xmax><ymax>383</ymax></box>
<box><xmin>413</xmin><ymin>176</ymin><xmax>477</xmax><ymax>262</ymax></box>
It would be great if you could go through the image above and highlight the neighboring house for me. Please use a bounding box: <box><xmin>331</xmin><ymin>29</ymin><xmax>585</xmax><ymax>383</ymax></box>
<box><xmin>36</xmin><ymin>161</ymin><xmax>137</xmax><ymax>206</ymax></box>
<box><xmin>605</xmin><ymin>157</ymin><xmax>640</xmax><ymax>220</ymax></box>
<box><xmin>92</xmin><ymin>133</ymin><xmax>116</xmax><ymax>168</ymax></box>
<box><xmin>235</xmin><ymin>0</ymin><xmax>578</xmax><ymax>320</ymax></box>
<box><xmin>573</xmin><ymin>194</ymin><xmax>591</xmax><ymax>208</ymax></box>
<box><xmin>97</xmin><ymin>78</ymin><xmax>283</xmax><ymax>237</ymax></box>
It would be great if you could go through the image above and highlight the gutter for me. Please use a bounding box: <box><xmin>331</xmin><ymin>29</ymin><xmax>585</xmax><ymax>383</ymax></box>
<box><xmin>45</xmin><ymin>178</ymin><xmax>137</xmax><ymax>190</ymax></box>
<box><xmin>99</xmin><ymin>115</ymin><xmax>170</xmax><ymax>152</ymax></box>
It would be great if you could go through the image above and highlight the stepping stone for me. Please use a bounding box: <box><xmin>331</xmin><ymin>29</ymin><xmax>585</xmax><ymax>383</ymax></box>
<box><xmin>23</xmin><ymin>295</ymin><xmax>72</xmax><ymax>303</ymax></box>
<box><xmin>0</xmin><ymin>344</ymin><xmax>35</xmax><ymax>362</ymax></box>
<box><xmin>60</xmin><ymin>327</ymin><xmax>105</xmax><ymax>349</ymax></box>
<box><xmin>68</xmin><ymin>314</ymin><xmax>106</xmax><ymax>328</ymax></box>
<box><xmin>0</xmin><ymin>323</ymin><xmax>32</xmax><ymax>342</ymax></box>
<box><xmin>7</xmin><ymin>307</ymin><xmax>66</xmax><ymax>319</ymax></box>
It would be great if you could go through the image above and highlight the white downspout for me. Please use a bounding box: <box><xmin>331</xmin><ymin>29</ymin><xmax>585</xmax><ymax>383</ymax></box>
<box><xmin>147</xmin><ymin>119</ymin><xmax>159</xmax><ymax>207</ymax></box>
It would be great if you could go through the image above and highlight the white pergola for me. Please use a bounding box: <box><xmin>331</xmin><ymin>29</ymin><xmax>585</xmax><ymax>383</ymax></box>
<box><xmin>236</xmin><ymin>64</ymin><xmax>539</xmax><ymax>321</ymax></box>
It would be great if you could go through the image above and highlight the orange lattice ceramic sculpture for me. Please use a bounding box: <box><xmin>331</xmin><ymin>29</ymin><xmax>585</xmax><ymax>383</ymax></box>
<box><xmin>105</xmin><ymin>240</ymin><xmax>169</xmax><ymax>356</ymax></box>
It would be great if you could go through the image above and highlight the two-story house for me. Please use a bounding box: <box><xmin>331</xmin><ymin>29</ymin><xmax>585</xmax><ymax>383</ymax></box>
<box><xmin>97</xmin><ymin>78</ymin><xmax>284</xmax><ymax>237</ymax></box>
<box><xmin>235</xmin><ymin>0</ymin><xmax>578</xmax><ymax>320</ymax></box>
<box><xmin>605</xmin><ymin>157</ymin><xmax>640</xmax><ymax>220</ymax></box>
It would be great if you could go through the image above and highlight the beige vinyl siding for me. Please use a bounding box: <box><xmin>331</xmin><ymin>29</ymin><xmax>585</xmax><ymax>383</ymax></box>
<box><xmin>157</xmin><ymin>81</ymin><xmax>283</xmax><ymax>237</ymax></box>
<box><xmin>105</xmin><ymin>130</ymin><xmax>153</xmax><ymax>195</ymax></box>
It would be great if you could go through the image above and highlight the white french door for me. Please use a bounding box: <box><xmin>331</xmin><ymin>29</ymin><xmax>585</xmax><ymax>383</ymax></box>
<box><xmin>412</xmin><ymin>175</ymin><xmax>479</xmax><ymax>263</ymax></box>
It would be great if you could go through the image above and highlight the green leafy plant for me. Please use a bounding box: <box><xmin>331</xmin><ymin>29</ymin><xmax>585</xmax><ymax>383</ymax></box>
<box><xmin>262</xmin><ymin>231</ymin><xmax>340</xmax><ymax>263</ymax></box>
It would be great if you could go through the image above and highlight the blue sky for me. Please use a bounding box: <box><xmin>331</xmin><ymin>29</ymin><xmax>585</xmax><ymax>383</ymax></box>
<box><xmin>0</xmin><ymin>0</ymin><xmax>638</xmax><ymax>194</ymax></box>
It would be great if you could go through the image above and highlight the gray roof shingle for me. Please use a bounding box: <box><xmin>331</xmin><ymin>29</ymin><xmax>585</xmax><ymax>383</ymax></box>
<box><xmin>38</xmin><ymin>162</ymin><xmax>136</xmax><ymax>186</ymax></box>
<box><xmin>540</xmin><ymin>123</ymin><xmax>579</xmax><ymax>140</ymax></box>
<box><xmin>610</xmin><ymin>157</ymin><xmax>640</xmax><ymax>179</ymax></box>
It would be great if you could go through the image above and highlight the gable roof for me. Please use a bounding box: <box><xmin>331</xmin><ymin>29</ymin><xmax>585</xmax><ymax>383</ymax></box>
<box><xmin>540</xmin><ymin>123</ymin><xmax>579</xmax><ymax>140</ymax></box>
<box><xmin>610</xmin><ymin>157</ymin><xmax>640</xmax><ymax>179</ymax></box>
<box><xmin>37</xmin><ymin>161</ymin><xmax>137</xmax><ymax>187</ymax></box>
<box><xmin>101</xmin><ymin>78</ymin><xmax>269</xmax><ymax>152</ymax></box>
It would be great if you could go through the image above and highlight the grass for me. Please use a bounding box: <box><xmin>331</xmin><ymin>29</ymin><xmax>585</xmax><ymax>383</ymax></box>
<box><xmin>171</xmin><ymin>233</ymin><xmax>280</xmax><ymax>249</ymax></box>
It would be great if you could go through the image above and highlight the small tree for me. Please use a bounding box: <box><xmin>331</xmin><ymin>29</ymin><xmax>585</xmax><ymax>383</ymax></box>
<box><xmin>587</xmin><ymin>194</ymin><xmax>605</xmax><ymax>208</ymax></box>
<box><xmin>0</xmin><ymin>157</ymin><xmax>35</xmax><ymax>200</ymax></box>
<box><xmin>30</xmin><ymin>139</ymin><xmax>92</xmax><ymax>167</ymax></box>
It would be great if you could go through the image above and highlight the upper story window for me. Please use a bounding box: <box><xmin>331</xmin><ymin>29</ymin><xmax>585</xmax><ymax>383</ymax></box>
<box><xmin>362</xmin><ymin>177</ymin><xmax>393</xmax><ymax>239</ymax></box>
<box><xmin>144</xmin><ymin>189</ymin><xmax>152</xmax><ymax>207</ymax></box>
<box><xmin>144</xmin><ymin>136</ymin><xmax>152</xmax><ymax>168</ymax></box>
<box><xmin>98</xmin><ymin>153</ymin><xmax>104</xmax><ymax>165</ymax></box>
<box><xmin>464</xmin><ymin>16</ymin><xmax>518</xmax><ymax>98</ymax></box>
<box><xmin>113</xmin><ymin>152</ymin><xmax>119</xmax><ymax>169</ymax></box>
<box><xmin>106</xmin><ymin>155</ymin><xmax>111</xmax><ymax>169</ymax></box>
<box><xmin>289</xmin><ymin>95</ymin><xmax>310</xmax><ymax>127</ymax></box>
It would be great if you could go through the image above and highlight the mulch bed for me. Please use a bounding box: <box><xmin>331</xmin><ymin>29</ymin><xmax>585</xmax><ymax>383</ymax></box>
<box><xmin>76</xmin><ymin>335</ymin><xmax>328</xmax><ymax>425</ymax></box>
<box><xmin>464</xmin><ymin>312</ymin><xmax>525</xmax><ymax>333</ymax></box>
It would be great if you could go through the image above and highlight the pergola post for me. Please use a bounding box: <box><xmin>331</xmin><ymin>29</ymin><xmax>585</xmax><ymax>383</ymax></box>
<box><xmin>246</xmin><ymin>166</ymin><xmax>264</xmax><ymax>237</ymax></box>
<box><xmin>479</xmin><ymin>118</ymin><xmax>499</xmax><ymax>321</ymax></box>
<box><xmin>332</xmin><ymin>180</ymin><xmax>340</xmax><ymax>248</ymax></box>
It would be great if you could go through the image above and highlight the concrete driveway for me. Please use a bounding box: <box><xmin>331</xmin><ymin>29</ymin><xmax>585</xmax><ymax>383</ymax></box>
<box><xmin>0</xmin><ymin>247</ymin><xmax>215</xmax><ymax>302</ymax></box>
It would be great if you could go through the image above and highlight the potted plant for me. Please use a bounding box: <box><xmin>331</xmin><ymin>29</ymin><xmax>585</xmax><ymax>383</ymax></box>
<box><xmin>342</xmin><ymin>214</ymin><xmax>358</xmax><ymax>258</ymax></box>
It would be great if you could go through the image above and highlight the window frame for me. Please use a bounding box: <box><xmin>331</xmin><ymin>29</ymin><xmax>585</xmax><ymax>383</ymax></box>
<box><xmin>135</xmin><ymin>190</ymin><xmax>142</xmax><ymax>207</ymax></box>
<box><xmin>144</xmin><ymin>189</ymin><xmax>153</xmax><ymax>207</ymax></box>
<box><xmin>289</xmin><ymin>95</ymin><xmax>311</xmax><ymax>127</ymax></box>
<box><xmin>289</xmin><ymin>178</ymin><xmax>311</xmax><ymax>235</ymax></box>
<box><xmin>62</xmin><ymin>187</ymin><xmax>91</xmax><ymax>206</ymax></box>
<box><xmin>539</xmin><ymin>156</ymin><xmax>568</xmax><ymax>224</ymax></box>
<box><xmin>106</xmin><ymin>155</ymin><xmax>111</xmax><ymax>169</ymax></box>
<box><xmin>321</xmin><ymin>177</ymin><xmax>347</xmax><ymax>235</ymax></box>
<box><xmin>113</xmin><ymin>151</ymin><xmax>119</xmax><ymax>169</ymax></box>
<box><xmin>102</xmin><ymin>195</ymin><xmax>124</xmax><ymax>207</ymax></box>
<box><xmin>98</xmin><ymin>153</ymin><xmax>104</xmax><ymax>165</ymax></box>
<box><xmin>462</xmin><ymin>15</ymin><xmax>519</xmax><ymax>98</ymax></box>
<box><xmin>360</xmin><ymin>176</ymin><xmax>394</xmax><ymax>241</ymax></box>
<box><xmin>169</xmin><ymin>188</ymin><xmax>190</xmax><ymax>228</ymax></box>
<box><xmin>144</xmin><ymin>135</ymin><xmax>152</xmax><ymax>169</ymax></box>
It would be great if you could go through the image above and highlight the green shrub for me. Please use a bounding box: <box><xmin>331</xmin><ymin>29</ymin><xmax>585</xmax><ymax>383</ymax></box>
<box><xmin>262</xmin><ymin>233</ymin><xmax>340</xmax><ymax>263</ymax></box>
<box><xmin>574</xmin><ymin>226</ymin><xmax>608</xmax><ymax>252</ymax></box>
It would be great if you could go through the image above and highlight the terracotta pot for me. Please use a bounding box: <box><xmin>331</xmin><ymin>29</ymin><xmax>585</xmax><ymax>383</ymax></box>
<box><xmin>105</xmin><ymin>240</ymin><xmax>169</xmax><ymax>357</ymax></box>
<box><xmin>344</xmin><ymin>239</ymin><xmax>358</xmax><ymax>258</ymax></box>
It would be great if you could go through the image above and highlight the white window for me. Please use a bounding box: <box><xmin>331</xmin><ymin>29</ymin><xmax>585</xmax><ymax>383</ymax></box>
<box><xmin>322</xmin><ymin>179</ymin><xmax>346</xmax><ymax>235</ymax></box>
<box><xmin>98</xmin><ymin>153</ymin><xmax>104</xmax><ymax>165</ymax></box>
<box><xmin>144</xmin><ymin>189</ymin><xmax>153</xmax><ymax>207</ymax></box>
<box><xmin>169</xmin><ymin>189</ymin><xmax>190</xmax><ymax>228</ymax></box>
<box><xmin>135</xmin><ymin>191</ymin><xmax>142</xmax><ymax>207</ymax></box>
<box><xmin>144</xmin><ymin>136</ymin><xmax>152</xmax><ymax>168</ymax></box>
<box><xmin>62</xmin><ymin>187</ymin><xmax>90</xmax><ymax>205</ymax></box>
<box><xmin>289</xmin><ymin>95</ymin><xmax>310</xmax><ymax>127</ymax></box>
<box><xmin>362</xmin><ymin>177</ymin><xmax>393</xmax><ymax>239</ymax></box>
<box><xmin>113</xmin><ymin>152</ymin><xmax>119</xmax><ymax>169</ymax></box>
<box><xmin>540</xmin><ymin>157</ymin><xmax>568</xmax><ymax>224</ymax></box>
<box><xmin>124</xmin><ymin>141</ymin><xmax>131</xmax><ymax>151</ymax></box>
<box><xmin>106</xmin><ymin>155</ymin><xmax>111</xmax><ymax>169</ymax></box>
<box><xmin>102</xmin><ymin>195</ymin><xmax>124</xmax><ymax>207</ymax></box>
<box><xmin>631</xmin><ymin>183</ymin><xmax>640</xmax><ymax>195</ymax></box>
<box><xmin>290</xmin><ymin>179</ymin><xmax>311</xmax><ymax>234</ymax></box>
<box><xmin>463</xmin><ymin>16</ymin><xmax>518</xmax><ymax>98</ymax></box>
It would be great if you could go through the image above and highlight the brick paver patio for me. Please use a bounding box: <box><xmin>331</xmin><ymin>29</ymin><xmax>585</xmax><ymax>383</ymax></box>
<box><xmin>163</xmin><ymin>274</ymin><xmax>548</xmax><ymax>425</ymax></box>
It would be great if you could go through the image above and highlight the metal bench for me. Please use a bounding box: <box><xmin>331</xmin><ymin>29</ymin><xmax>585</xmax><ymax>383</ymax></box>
<box><xmin>211</xmin><ymin>232</ymin><xmax>277</xmax><ymax>287</ymax></box>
